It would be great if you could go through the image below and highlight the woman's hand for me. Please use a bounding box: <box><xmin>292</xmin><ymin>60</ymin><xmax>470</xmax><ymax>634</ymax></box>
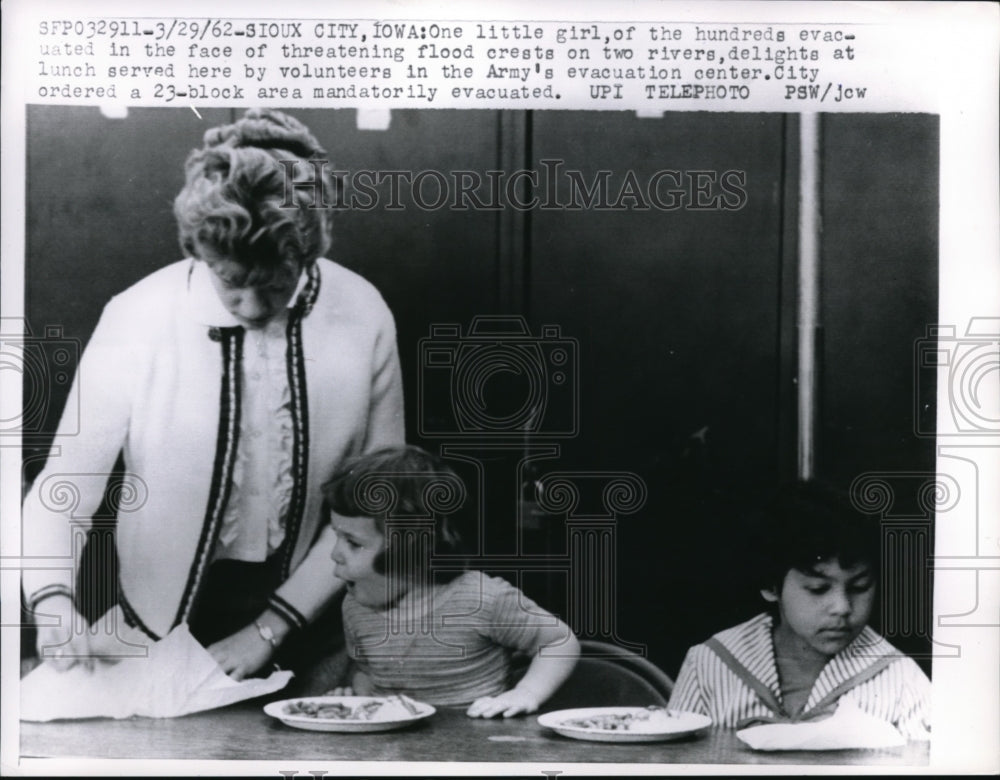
<box><xmin>207</xmin><ymin>623</ymin><xmax>276</xmax><ymax>680</ymax></box>
<box><xmin>34</xmin><ymin>596</ymin><xmax>93</xmax><ymax>672</ymax></box>
<box><xmin>466</xmin><ymin>687</ymin><xmax>541</xmax><ymax>719</ymax></box>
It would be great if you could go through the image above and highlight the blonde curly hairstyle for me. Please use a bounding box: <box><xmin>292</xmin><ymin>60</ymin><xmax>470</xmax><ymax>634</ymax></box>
<box><xmin>173</xmin><ymin>109</ymin><xmax>337</xmax><ymax>284</ymax></box>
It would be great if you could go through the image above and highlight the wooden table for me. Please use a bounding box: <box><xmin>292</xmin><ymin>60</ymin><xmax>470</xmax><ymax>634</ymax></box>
<box><xmin>19</xmin><ymin>697</ymin><xmax>930</xmax><ymax>768</ymax></box>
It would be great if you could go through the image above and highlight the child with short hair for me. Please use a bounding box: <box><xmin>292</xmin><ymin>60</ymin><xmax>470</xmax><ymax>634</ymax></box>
<box><xmin>322</xmin><ymin>445</ymin><xmax>580</xmax><ymax>718</ymax></box>
<box><xmin>669</xmin><ymin>482</ymin><xmax>931</xmax><ymax>740</ymax></box>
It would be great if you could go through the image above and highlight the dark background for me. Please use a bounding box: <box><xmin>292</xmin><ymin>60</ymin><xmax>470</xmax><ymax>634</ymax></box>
<box><xmin>22</xmin><ymin>107</ymin><xmax>938</xmax><ymax>677</ymax></box>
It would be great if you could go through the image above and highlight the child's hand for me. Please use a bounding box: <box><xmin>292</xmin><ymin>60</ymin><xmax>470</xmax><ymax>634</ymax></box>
<box><xmin>466</xmin><ymin>687</ymin><xmax>541</xmax><ymax>718</ymax></box>
<box><xmin>349</xmin><ymin>669</ymin><xmax>374</xmax><ymax>695</ymax></box>
<box><xmin>323</xmin><ymin>671</ymin><xmax>371</xmax><ymax>697</ymax></box>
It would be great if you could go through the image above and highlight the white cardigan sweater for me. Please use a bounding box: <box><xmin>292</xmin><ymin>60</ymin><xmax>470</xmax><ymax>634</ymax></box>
<box><xmin>22</xmin><ymin>258</ymin><xmax>405</xmax><ymax>638</ymax></box>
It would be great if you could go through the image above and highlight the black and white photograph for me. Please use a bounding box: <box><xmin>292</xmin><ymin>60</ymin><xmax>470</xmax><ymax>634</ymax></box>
<box><xmin>2</xmin><ymin>1</ymin><xmax>998</xmax><ymax>775</ymax></box>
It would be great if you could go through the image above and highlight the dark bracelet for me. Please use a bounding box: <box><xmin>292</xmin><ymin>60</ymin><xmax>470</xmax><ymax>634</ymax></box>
<box><xmin>267</xmin><ymin>594</ymin><xmax>307</xmax><ymax>632</ymax></box>
<box><xmin>27</xmin><ymin>584</ymin><xmax>74</xmax><ymax>613</ymax></box>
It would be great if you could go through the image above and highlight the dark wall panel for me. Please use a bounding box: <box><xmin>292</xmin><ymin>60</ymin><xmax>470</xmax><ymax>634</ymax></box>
<box><xmin>529</xmin><ymin>111</ymin><xmax>785</xmax><ymax>484</ymax></box>
<box><xmin>528</xmin><ymin>112</ymin><xmax>788</xmax><ymax>671</ymax></box>
<box><xmin>820</xmin><ymin>113</ymin><xmax>939</xmax><ymax>485</ymax></box>
<box><xmin>818</xmin><ymin>114</ymin><xmax>939</xmax><ymax>670</ymax></box>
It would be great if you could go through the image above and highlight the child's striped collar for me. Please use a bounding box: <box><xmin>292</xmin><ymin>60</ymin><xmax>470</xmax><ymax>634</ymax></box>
<box><xmin>707</xmin><ymin>613</ymin><xmax>902</xmax><ymax>723</ymax></box>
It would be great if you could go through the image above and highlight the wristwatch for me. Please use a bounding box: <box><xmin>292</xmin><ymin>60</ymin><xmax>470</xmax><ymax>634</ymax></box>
<box><xmin>253</xmin><ymin>619</ymin><xmax>279</xmax><ymax>649</ymax></box>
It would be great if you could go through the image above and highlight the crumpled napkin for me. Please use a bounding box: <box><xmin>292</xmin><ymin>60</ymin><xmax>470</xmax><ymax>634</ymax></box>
<box><xmin>736</xmin><ymin>700</ymin><xmax>907</xmax><ymax>751</ymax></box>
<box><xmin>20</xmin><ymin>624</ymin><xmax>292</xmax><ymax>721</ymax></box>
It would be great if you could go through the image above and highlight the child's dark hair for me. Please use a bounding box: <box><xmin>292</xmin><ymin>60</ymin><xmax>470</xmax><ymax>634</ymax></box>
<box><xmin>754</xmin><ymin>481</ymin><xmax>881</xmax><ymax>592</ymax></box>
<box><xmin>322</xmin><ymin>445</ymin><xmax>467</xmax><ymax>583</ymax></box>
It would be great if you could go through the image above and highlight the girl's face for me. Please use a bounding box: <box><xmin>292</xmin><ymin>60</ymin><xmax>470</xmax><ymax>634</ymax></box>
<box><xmin>204</xmin><ymin>256</ymin><xmax>301</xmax><ymax>329</ymax></box>
<box><xmin>763</xmin><ymin>558</ymin><xmax>875</xmax><ymax>661</ymax></box>
<box><xmin>329</xmin><ymin>514</ymin><xmax>409</xmax><ymax>609</ymax></box>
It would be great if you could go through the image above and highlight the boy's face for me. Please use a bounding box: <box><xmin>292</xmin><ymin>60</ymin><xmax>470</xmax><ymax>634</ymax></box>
<box><xmin>329</xmin><ymin>514</ymin><xmax>408</xmax><ymax>609</ymax></box>
<box><xmin>763</xmin><ymin>558</ymin><xmax>875</xmax><ymax>659</ymax></box>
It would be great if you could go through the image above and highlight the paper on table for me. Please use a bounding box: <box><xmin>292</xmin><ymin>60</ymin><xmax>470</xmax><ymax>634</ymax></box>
<box><xmin>736</xmin><ymin>701</ymin><xmax>908</xmax><ymax>751</ymax></box>
<box><xmin>20</xmin><ymin>624</ymin><xmax>293</xmax><ymax>721</ymax></box>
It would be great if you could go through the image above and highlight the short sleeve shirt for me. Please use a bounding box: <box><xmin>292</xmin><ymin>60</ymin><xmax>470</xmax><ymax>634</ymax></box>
<box><xmin>342</xmin><ymin>571</ymin><xmax>568</xmax><ymax>706</ymax></box>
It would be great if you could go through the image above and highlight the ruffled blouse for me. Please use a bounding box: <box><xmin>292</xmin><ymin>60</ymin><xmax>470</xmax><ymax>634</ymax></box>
<box><xmin>213</xmin><ymin>311</ymin><xmax>296</xmax><ymax>562</ymax></box>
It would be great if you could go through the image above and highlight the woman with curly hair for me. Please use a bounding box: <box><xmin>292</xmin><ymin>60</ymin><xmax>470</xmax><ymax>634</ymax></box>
<box><xmin>22</xmin><ymin>109</ymin><xmax>404</xmax><ymax>680</ymax></box>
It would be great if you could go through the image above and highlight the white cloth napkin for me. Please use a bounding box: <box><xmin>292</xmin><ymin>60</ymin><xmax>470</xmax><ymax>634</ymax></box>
<box><xmin>736</xmin><ymin>701</ymin><xmax>907</xmax><ymax>751</ymax></box>
<box><xmin>20</xmin><ymin>624</ymin><xmax>293</xmax><ymax>721</ymax></box>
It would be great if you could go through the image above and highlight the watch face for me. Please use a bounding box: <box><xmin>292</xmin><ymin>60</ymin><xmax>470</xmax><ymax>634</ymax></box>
<box><xmin>256</xmin><ymin>621</ymin><xmax>277</xmax><ymax>645</ymax></box>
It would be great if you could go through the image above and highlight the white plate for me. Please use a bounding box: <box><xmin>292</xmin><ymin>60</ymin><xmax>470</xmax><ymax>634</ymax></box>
<box><xmin>264</xmin><ymin>695</ymin><xmax>435</xmax><ymax>732</ymax></box>
<box><xmin>537</xmin><ymin>707</ymin><xmax>712</xmax><ymax>743</ymax></box>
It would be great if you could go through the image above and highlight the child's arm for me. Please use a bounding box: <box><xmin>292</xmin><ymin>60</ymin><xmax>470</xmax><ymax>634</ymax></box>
<box><xmin>466</xmin><ymin>629</ymin><xmax>580</xmax><ymax>718</ymax></box>
<box><xmin>326</xmin><ymin>619</ymin><xmax>373</xmax><ymax>696</ymax></box>
<box><xmin>667</xmin><ymin>646</ymin><xmax>711</xmax><ymax>716</ymax></box>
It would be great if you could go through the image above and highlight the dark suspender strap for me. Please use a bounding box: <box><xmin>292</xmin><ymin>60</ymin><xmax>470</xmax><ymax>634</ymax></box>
<box><xmin>278</xmin><ymin>308</ymin><xmax>310</xmax><ymax>580</ymax></box>
<box><xmin>118</xmin><ymin>582</ymin><xmax>161</xmax><ymax>640</ymax></box>
<box><xmin>173</xmin><ymin>326</ymin><xmax>245</xmax><ymax>628</ymax></box>
<box><xmin>277</xmin><ymin>262</ymin><xmax>319</xmax><ymax>581</ymax></box>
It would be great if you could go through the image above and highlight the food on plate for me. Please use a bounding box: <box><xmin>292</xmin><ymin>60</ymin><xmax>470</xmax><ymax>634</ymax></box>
<box><xmin>282</xmin><ymin>697</ymin><xmax>412</xmax><ymax>722</ymax></box>
<box><xmin>562</xmin><ymin>707</ymin><xmax>681</xmax><ymax>732</ymax></box>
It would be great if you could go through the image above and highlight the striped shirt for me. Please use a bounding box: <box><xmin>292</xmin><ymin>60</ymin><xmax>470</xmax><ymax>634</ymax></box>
<box><xmin>343</xmin><ymin>571</ymin><xmax>570</xmax><ymax>706</ymax></box>
<box><xmin>669</xmin><ymin>613</ymin><xmax>931</xmax><ymax>740</ymax></box>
